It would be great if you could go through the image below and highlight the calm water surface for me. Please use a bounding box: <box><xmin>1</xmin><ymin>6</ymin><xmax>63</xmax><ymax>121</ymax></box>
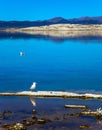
<box><xmin>0</xmin><ymin>36</ymin><xmax>102</xmax><ymax>129</ymax></box>
<box><xmin>0</xmin><ymin>38</ymin><xmax>102</xmax><ymax>92</ymax></box>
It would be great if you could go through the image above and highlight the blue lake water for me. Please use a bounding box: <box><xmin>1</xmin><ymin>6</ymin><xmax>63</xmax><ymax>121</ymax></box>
<box><xmin>0</xmin><ymin>37</ymin><xmax>102</xmax><ymax>92</ymax></box>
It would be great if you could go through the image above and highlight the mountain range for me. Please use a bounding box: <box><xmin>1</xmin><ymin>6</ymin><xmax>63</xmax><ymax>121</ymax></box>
<box><xmin>1</xmin><ymin>16</ymin><xmax>102</xmax><ymax>29</ymax></box>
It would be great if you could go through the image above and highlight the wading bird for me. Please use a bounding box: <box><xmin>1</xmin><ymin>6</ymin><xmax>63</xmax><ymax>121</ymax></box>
<box><xmin>30</xmin><ymin>82</ymin><xmax>37</xmax><ymax>92</ymax></box>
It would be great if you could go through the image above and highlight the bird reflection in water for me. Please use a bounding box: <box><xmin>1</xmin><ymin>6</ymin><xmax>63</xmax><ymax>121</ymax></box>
<box><xmin>30</xmin><ymin>97</ymin><xmax>37</xmax><ymax>116</ymax></box>
<box><xmin>30</xmin><ymin>96</ymin><xmax>36</xmax><ymax>107</ymax></box>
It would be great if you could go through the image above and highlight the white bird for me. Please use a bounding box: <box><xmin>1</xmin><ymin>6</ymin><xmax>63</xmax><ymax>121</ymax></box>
<box><xmin>20</xmin><ymin>52</ymin><xmax>24</xmax><ymax>56</ymax></box>
<box><xmin>30</xmin><ymin>82</ymin><xmax>37</xmax><ymax>92</ymax></box>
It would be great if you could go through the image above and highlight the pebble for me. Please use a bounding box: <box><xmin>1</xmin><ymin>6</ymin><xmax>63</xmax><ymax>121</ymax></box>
<box><xmin>8</xmin><ymin>123</ymin><xmax>26</xmax><ymax>130</ymax></box>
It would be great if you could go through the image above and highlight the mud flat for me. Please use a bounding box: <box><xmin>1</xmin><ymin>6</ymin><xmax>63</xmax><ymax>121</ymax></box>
<box><xmin>0</xmin><ymin>91</ymin><xmax>102</xmax><ymax>99</ymax></box>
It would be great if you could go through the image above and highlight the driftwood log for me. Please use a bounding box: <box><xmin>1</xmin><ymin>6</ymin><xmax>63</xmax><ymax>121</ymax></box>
<box><xmin>64</xmin><ymin>105</ymin><xmax>87</xmax><ymax>109</ymax></box>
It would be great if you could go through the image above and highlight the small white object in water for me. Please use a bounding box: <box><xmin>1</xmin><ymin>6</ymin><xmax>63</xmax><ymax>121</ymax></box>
<box><xmin>20</xmin><ymin>52</ymin><xmax>24</xmax><ymax>56</ymax></box>
<box><xmin>30</xmin><ymin>82</ymin><xmax>37</xmax><ymax>91</ymax></box>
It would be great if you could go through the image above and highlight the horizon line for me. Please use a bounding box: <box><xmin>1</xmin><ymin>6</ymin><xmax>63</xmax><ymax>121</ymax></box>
<box><xmin>0</xmin><ymin>15</ymin><xmax>102</xmax><ymax>22</ymax></box>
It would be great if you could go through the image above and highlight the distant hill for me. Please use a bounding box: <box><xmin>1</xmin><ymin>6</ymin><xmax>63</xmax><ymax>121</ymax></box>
<box><xmin>1</xmin><ymin>16</ymin><xmax>102</xmax><ymax>29</ymax></box>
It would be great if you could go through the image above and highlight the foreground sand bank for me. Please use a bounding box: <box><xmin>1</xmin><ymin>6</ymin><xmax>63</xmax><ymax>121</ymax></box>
<box><xmin>0</xmin><ymin>91</ymin><xmax>102</xmax><ymax>99</ymax></box>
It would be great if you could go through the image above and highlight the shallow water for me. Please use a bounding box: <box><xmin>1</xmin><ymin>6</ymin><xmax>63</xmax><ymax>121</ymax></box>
<box><xmin>0</xmin><ymin>97</ymin><xmax>102</xmax><ymax>130</ymax></box>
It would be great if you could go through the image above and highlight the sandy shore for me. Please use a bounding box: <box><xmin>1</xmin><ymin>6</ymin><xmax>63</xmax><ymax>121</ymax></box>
<box><xmin>0</xmin><ymin>91</ymin><xmax>102</xmax><ymax>99</ymax></box>
<box><xmin>2</xmin><ymin>24</ymin><xmax>102</xmax><ymax>38</ymax></box>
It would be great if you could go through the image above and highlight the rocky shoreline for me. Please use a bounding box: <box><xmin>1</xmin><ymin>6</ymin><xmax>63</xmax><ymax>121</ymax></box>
<box><xmin>0</xmin><ymin>102</ymin><xmax>102</xmax><ymax>130</ymax></box>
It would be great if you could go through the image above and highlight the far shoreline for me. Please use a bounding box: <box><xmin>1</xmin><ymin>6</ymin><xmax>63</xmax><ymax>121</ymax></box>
<box><xmin>1</xmin><ymin>23</ymin><xmax>102</xmax><ymax>38</ymax></box>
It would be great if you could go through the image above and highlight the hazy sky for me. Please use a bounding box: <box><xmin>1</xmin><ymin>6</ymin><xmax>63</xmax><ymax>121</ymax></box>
<box><xmin>0</xmin><ymin>0</ymin><xmax>102</xmax><ymax>21</ymax></box>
